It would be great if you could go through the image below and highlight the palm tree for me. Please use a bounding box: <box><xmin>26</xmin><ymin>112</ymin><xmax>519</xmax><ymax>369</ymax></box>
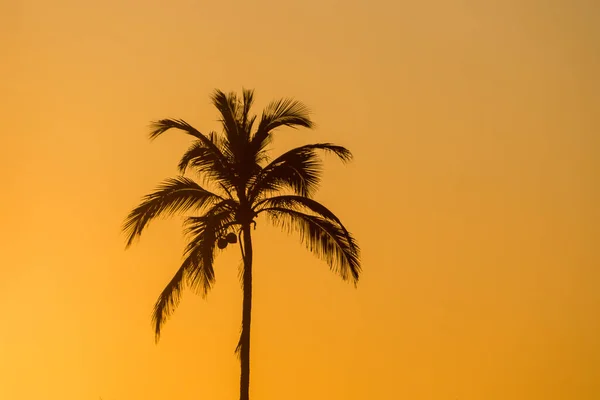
<box><xmin>122</xmin><ymin>89</ymin><xmax>361</xmax><ymax>400</ymax></box>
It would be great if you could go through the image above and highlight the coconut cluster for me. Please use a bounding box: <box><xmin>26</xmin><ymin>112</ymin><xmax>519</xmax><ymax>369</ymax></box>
<box><xmin>217</xmin><ymin>232</ymin><xmax>238</xmax><ymax>249</ymax></box>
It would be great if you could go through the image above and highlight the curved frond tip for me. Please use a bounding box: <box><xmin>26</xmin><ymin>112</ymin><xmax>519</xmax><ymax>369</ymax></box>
<box><xmin>264</xmin><ymin>207</ymin><xmax>361</xmax><ymax>284</ymax></box>
<box><xmin>152</xmin><ymin>265</ymin><xmax>186</xmax><ymax>342</ymax></box>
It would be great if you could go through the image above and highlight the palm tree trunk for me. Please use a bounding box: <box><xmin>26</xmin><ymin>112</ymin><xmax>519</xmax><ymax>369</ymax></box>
<box><xmin>239</xmin><ymin>223</ymin><xmax>253</xmax><ymax>400</ymax></box>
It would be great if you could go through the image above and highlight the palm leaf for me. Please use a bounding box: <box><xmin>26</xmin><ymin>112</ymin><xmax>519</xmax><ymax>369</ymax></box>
<box><xmin>256</xmin><ymin>196</ymin><xmax>358</xmax><ymax>272</ymax></box>
<box><xmin>248</xmin><ymin>143</ymin><xmax>353</xmax><ymax>201</ymax></box>
<box><xmin>150</xmin><ymin>263</ymin><xmax>186</xmax><ymax>342</ymax></box>
<box><xmin>252</xmin><ymin>98</ymin><xmax>313</xmax><ymax>144</ymax></box>
<box><xmin>255</xmin><ymin>195</ymin><xmax>343</xmax><ymax>225</ymax></box>
<box><xmin>211</xmin><ymin>90</ymin><xmax>243</xmax><ymax>147</ymax></box>
<box><xmin>181</xmin><ymin>210</ymin><xmax>234</xmax><ymax>296</ymax></box>
<box><xmin>178</xmin><ymin>137</ymin><xmax>238</xmax><ymax>189</ymax></box>
<box><xmin>248</xmin><ymin>98</ymin><xmax>313</xmax><ymax>162</ymax></box>
<box><xmin>149</xmin><ymin>118</ymin><xmax>231</xmax><ymax>170</ymax></box>
<box><xmin>263</xmin><ymin>207</ymin><xmax>361</xmax><ymax>284</ymax></box>
<box><xmin>151</xmin><ymin>207</ymin><xmax>235</xmax><ymax>342</ymax></box>
<box><xmin>241</xmin><ymin>88</ymin><xmax>256</xmax><ymax>132</ymax></box>
<box><xmin>123</xmin><ymin>177</ymin><xmax>225</xmax><ymax>247</ymax></box>
<box><xmin>248</xmin><ymin>148</ymin><xmax>321</xmax><ymax>199</ymax></box>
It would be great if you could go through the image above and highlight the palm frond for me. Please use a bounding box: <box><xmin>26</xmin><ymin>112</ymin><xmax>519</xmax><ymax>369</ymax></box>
<box><xmin>122</xmin><ymin>177</ymin><xmax>225</xmax><ymax>248</ymax></box>
<box><xmin>211</xmin><ymin>89</ymin><xmax>243</xmax><ymax>146</ymax></box>
<box><xmin>255</xmin><ymin>151</ymin><xmax>321</xmax><ymax>198</ymax></box>
<box><xmin>254</xmin><ymin>195</ymin><xmax>341</xmax><ymax>224</ymax></box>
<box><xmin>151</xmin><ymin>206</ymin><xmax>235</xmax><ymax>342</ymax></box>
<box><xmin>177</xmin><ymin>137</ymin><xmax>237</xmax><ymax>188</ymax></box>
<box><xmin>249</xmin><ymin>98</ymin><xmax>314</xmax><ymax>160</ymax></box>
<box><xmin>151</xmin><ymin>264</ymin><xmax>186</xmax><ymax>342</ymax></box>
<box><xmin>262</xmin><ymin>207</ymin><xmax>361</xmax><ymax>284</ymax></box>
<box><xmin>256</xmin><ymin>196</ymin><xmax>358</xmax><ymax>271</ymax></box>
<box><xmin>248</xmin><ymin>143</ymin><xmax>353</xmax><ymax>201</ymax></box>
<box><xmin>241</xmin><ymin>88</ymin><xmax>256</xmax><ymax>132</ymax></box>
<box><xmin>149</xmin><ymin>118</ymin><xmax>231</xmax><ymax>169</ymax></box>
<box><xmin>149</xmin><ymin>118</ymin><xmax>210</xmax><ymax>143</ymax></box>
<box><xmin>252</xmin><ymin>98</ymin><xmax>313</xmax><ymax>142</ymax></box>
<box><xmin>181</xmin><ymin>211</ymin><xmax>231</xmax><ymax>295</ymax></box>
<box><xmin>183</xmin><ymin>202</ymin><xmax>236</xmax><ymax>238</ymax></box>
<box><xmin>178</xmin><ymin>139</ymin><xmax>217</xmax><ymax>174</ymax></box>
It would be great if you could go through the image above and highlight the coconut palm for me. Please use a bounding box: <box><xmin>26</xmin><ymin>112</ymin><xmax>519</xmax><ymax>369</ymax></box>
<box><xmin>122</xmin><ymin>89</ymin><xmax>361</xmax><ymax>400</ymax></box>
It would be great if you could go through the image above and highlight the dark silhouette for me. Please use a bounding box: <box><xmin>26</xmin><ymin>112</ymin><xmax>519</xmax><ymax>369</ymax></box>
<box><xmin>122</xmin><ymin>89</ymin><xmax>361</xmax><ymax>400</ymax></box>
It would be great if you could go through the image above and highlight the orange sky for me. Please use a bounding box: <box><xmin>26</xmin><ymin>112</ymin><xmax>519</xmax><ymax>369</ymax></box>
<box><xmin>1</xmin><ymin>0</ymin><xmax>598</xmax><ymax>399</ymax></box>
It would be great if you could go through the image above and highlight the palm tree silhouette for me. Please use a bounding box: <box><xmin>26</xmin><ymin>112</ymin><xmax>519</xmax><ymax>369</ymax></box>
<box><xmin>122</xmin><ymin>89</ymin><xmax>361</xmax><ymax>400</ymax></box>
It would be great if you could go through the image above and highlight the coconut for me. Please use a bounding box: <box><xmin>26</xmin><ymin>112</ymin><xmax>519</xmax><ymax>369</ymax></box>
<box><xmin>217</xmin><ymin>237</ymin><xmax>228</xmax><ymax>249</ymax></box>
<box><xmin>226</xmin><ymin>232</ymin><xmax>237</xmax><ymax>243</ymax></box>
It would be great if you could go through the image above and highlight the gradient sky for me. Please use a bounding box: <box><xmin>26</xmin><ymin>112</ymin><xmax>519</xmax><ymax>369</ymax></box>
<box><xmin>1</xmin><ymin>0</ymin><xmax>599</xmax><ymax>399</ymax></box>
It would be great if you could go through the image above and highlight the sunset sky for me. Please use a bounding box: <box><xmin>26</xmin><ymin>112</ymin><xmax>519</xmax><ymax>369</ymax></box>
<box><xmin>1</xmin><ymin>0</ymin><xmax>598</xmax><ymax>399</ymax></box>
